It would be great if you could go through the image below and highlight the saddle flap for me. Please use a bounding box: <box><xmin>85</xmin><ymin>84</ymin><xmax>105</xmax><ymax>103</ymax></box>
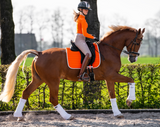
<box><xmin>66</xmin><ymin>42</ymin><xmax>101</xmax><ymax>69</ymax></box>
<box><xmin>70</xmin><ymin>40</ymin><xmax>95</xmax><ymax>65</ymax></box>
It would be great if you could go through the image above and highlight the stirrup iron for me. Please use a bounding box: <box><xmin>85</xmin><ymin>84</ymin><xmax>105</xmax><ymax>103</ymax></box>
<box><xmin>78</xmin><ymin>72</ymin><xmax>90</xmax><ymax>82</ymax></box>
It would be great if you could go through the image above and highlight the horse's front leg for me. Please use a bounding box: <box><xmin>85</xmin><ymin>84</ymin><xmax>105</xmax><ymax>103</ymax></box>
<box><xmin>106</xmin><ymin>81</ymin><xmax>124</xmax><ymax>118</ymax></box>
<box><xmin>126</xmin><ymin>82</ymin><xmax>136</xmax><ymax>107</ymax></box>
<box><xmin>108</xmin><ymin>73</ymin><xmax>136</xmax><ymax>107</ymax></box>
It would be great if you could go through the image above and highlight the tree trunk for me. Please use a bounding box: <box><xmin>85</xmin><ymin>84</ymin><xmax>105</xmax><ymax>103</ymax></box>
<box><xmin>0</xmin><ymin>0</ymin><xmax>16</xmax><ymax>64</ymax></box>
<box><xmin>81</xmin><ymin>0</ymin><xmax>100</xmax><ymax>42</ymax></box>
<box><xmin>154</xmin><ymin>37</ymin><xmax>158</xmax><ymax>57</ymax></box>
<box><xmin>81</xmin><ymin>0</ymin><xmax>100</xmax><ymax>108</ymax></box>
<box><xmin>0</xmin><ymin>1</ymin><xmax>1</xmax><ymax>27</ymax></box>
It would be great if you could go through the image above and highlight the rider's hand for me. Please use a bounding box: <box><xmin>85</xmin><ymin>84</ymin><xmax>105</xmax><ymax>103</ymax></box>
<box><xmin>94</xmin><ymin>37</ymin><xmax>99</xmax><ymax>42</ymax></box>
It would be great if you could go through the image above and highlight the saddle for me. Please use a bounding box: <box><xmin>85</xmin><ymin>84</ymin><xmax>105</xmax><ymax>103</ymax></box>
<box><xmin>70</xmin><ymin>40</ymin><xmax>95</xmax><ymax>66</ymax></box>
<box><xmin>66</xmin><ymin>41</ymin><xmax>101</xmax><ymax>81</ymax></box>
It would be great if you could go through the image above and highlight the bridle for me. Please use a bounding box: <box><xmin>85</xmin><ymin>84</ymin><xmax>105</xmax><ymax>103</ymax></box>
<box><xmin>100</xmin><ymin>31</ymin><xmax>142</xmax><ymax>57</ymax></box>
<box><xmin>125</xmin><ymin>31</ymin><xmax>141</xmax><ymax>56</ymax></box>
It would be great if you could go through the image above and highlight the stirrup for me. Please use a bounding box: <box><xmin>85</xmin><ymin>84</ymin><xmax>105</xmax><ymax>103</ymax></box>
<box><xmin>78</xmin><ymin>72</ymin><xmax>90</xmax><ymax>82</ymax></box>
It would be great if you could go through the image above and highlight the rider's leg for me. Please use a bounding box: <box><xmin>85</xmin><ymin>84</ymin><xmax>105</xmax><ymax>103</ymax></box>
<box><xmin>78</xmin><ymin>53</ymin><xmax>91</xmax><ymax>81</ymax></box>
<box><xmin>74</xmin><ymin>34</ymin><xmax>92</xmax><ymax>58</ymax></box>
<box><xmin>74</xmin><ymin>34</ymin><xmax>92</xmax><ymax>81</ymax></box>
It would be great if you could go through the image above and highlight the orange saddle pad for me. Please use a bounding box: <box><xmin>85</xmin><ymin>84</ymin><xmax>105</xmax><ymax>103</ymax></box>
<box><xmin>66</xmin><ymin>43</ymin><xmax>101</xmax><ymax>69</ymax></box>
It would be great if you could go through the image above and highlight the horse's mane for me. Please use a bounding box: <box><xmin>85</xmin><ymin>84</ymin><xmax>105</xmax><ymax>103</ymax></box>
<box><xmin>101</xmin><ymin>25</ymin><xmax>137</xmax><ymax>41</ymax></box>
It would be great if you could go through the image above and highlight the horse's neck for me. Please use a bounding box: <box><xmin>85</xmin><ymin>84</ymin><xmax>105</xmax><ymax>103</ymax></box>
<box><xmin>99</xmin><ymin>32</ymin><xmax>127</xmax><ymax>56</ymax></box>
<box><xmin>110</xmin><ymin>32</ymin><xmax>127</xmax><ymax>51</ymax></box>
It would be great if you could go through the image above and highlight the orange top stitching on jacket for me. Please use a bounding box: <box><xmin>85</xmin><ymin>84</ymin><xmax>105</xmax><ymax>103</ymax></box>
<box><xmin>76</xmin><ymin>15</ymin><xmax>94</xmax><ymax>39</ymax></box>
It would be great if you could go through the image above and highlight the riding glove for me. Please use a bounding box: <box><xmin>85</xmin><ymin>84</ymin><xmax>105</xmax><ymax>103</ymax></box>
<box><xmin>94</xmin><ymin>37</ymin><xmax>99</xmax><ymax>42</ymax></box>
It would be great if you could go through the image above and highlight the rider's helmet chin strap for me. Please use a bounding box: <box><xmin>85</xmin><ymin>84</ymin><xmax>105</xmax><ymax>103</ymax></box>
<box><xmin>80</xmin><ymin>10</ymin><xmax>86</xmax><ymax>16</ymax></box>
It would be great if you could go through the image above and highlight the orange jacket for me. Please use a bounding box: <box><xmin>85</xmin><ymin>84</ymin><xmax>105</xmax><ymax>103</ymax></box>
<box><xmin>76</xmin><ymin>15</ymin><xmax>94</xmax><ymax>39</ymax></box>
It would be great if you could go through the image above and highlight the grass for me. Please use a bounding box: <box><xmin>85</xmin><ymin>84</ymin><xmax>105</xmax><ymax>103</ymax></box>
<box><xmin>24</xmin><ymin>57</ymin><xmax>160</xmax><ymax>67</ymax></box>
<box><xmin>23</xmin><ymin>57</ymin><xmax>34</xmax><ymax>66</ymax></box>
<box><xmin>121</xmin><ymin>56</ymin><xmax>160</xmax><ymax>64</ymax></box>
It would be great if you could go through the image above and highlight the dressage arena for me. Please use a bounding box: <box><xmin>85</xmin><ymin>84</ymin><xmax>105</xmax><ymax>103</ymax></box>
<box><xmin>0</xmin><ymin>110</ymin><xmax>160</xmax><ymax>127</ymax></box>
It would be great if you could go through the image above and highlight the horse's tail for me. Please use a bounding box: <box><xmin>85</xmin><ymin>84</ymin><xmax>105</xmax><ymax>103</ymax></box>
<box><xmin>0</xmin><ymin>49</ymin><xmax>39</xmax><ymax>102</ymax></box>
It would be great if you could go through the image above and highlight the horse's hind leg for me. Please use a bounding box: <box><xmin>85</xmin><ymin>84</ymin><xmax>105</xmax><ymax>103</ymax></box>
<box><xmin>47</xmin><ymin>79</ymin><xmax>74</xmax><ymax>120</ymax></box>
<box><xmin>106</xmin><ymin>81</ymin><xmax>124</xmax><ymax>118</ymax></box>
<box><xmin>14</xmin><ymin>62</ymin><xmax>43</xmax><ymax>120</ymax></box>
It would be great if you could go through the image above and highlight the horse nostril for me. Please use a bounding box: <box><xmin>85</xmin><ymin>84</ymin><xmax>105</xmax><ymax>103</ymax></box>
<box><xmin>128</xmin><ymin>56</ymin><xmax>136</xmax><ymax>63</ymax></box>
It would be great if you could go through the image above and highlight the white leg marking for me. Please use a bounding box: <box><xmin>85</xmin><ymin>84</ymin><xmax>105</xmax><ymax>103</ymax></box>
<box><xmin>127</xmin><ymin>82</ymin><xmax>136</xmax><ymax>100</ymax></box>
<box><xmin>14</xmin><ymin>98</ymin><xmax>26</xmax><ymax>117</ymax></box>
<box><xmin>54</xmin><ymin>104</ymin><xmax>71</xmax><ymax>120</ymax></box>
<box><xmin>110</xmin><ymin>98</ymin><xmax>122</xmax><ymax>116</ymax></box>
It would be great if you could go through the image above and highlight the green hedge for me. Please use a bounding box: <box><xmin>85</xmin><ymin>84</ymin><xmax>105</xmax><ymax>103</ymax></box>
<box><xmin>0</xmin><ymin>64</ymin><xmax>160</xmax><ymax>111</ymax></box>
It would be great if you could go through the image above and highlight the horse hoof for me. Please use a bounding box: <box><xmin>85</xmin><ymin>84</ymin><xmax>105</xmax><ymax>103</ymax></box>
<box><xmin>68</xmin><ymin>115</ymin><xmax>75</xmax><ymax>120</ymax></box>
<box><xmin>17</xmin><ymin>117</ymin><xmax>25</xmax><ymax>122</ymax></box>
<box><xmin>115</xmin><ymin>114</ymin><xmax>124</xmax><ymax>119</ymax></box>
<box><xmin>126</xmin><ymin>99</ymin><xmax>132</xmax><ymax>107</ymax></box>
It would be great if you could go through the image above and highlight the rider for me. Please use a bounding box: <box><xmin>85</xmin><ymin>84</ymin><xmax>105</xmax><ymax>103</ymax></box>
<box><xmin>74</xmin><ymin>1</ymin><xmax>98</xmax><ymax>81</ymax></box>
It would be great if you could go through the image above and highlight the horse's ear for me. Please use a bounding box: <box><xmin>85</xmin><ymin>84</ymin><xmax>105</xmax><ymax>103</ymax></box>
<box><xmin>138</xmin><ymin>28</ymin><xmax>141</xmax><ymax>34</ymax></box>
<box><xmin>142</xmin><ymin>28</ymin><xmax>145</xmax><ymax>34</ymax></box>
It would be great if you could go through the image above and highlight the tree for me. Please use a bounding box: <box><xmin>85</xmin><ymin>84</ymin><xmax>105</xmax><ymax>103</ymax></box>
<box><xmin>50</xmin><ymin>9</ymin><xmax>64</xmax><ymax>48</ymax></box>
<box><xmin>15</xmin><ymin>10</ymin><xmax>27</xmax><ymax>54</ymax></box>
<box><xmin>145</xmin><ymin>18</ymin><xmax>160</xmax><ymax>57</ymax></box>
<box><xmin>99</xmin><ymin>13</ymin><xmax>128</xmax><ymax>39</ymax></box>
<box><xmin>17</xmin><ymin>10</ymin><xmax>27</xmax><ymax>34</ymax></box>
<box><xmin>80</xmin><ymin>0</ymin><xmax>101</xmax><ymax>107</ymax></box>
<box><xmin>144</xmin><ymin>30</ymin><xmax>154</xmax><ymax>56</ymax></box>
<box><xmin>83</xmin><ymin>0</ymin><xmax>100</xmax><ymax>42</ymax></box>
<box><xmin>0</xmin><ymin>0</ymin><xmax>16</xmax><ymax>64</ymax></box>
<box><xmin>25</xmin><ymin>6</ymin><xmax>35</xmax><ymax>34</ymax></box>
<box><xmin>36</xmin><ymin>9</ymin><xmax>50</xmax><ymax>51</ymax></box>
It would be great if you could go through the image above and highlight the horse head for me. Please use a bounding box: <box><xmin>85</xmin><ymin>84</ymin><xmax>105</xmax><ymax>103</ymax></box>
<box><xmin>125</xmin><ymin>28</ymin><xmax>145</xmax><ymax>63</ymax></box>
<box><xmin>99</xmin><ymin>26</ymin><xmax>145</xmax><ymax>63</ymax></box>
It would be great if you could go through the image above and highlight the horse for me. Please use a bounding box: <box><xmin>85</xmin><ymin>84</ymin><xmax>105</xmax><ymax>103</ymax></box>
<box><xmin>0</xmin><ymin>26</ymin><xmax>145</xmax><ymax>121</ymax></box>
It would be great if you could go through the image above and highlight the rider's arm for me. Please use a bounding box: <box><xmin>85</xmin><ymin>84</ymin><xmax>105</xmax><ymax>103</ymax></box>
<box><xmin>81</xmin><ymin>19</ymin><xmax>94</xmax><ymax>39</ymax></box>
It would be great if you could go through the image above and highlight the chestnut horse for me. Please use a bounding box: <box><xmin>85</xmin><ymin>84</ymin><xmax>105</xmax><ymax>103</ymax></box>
<box><xmin>0</xmin><ymin>26</ymin><xmax>145</xmax><ymax>121</ymax></box>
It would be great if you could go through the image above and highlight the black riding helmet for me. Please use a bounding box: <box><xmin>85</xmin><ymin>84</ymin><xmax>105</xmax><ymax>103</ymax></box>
<box><xmin>78</xmin><ymin>1</ymin><xmax>92</xmax><ymax>11</ymax></box>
